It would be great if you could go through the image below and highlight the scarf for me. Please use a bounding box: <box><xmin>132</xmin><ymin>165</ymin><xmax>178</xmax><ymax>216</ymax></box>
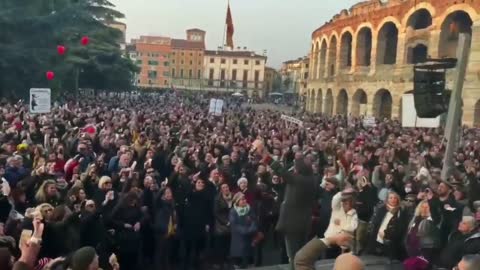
<box><xmin>387</xmin><ymin>203</ymin><xmax>400</xmax><ymax>214</ymax></box>
<box><xmin>223</xmin><ymin>193</ymin><xmax>233</xmax><ymax>208</ymax></box>
<box><xmin>234</xmin><ymin>205</ymin><xmax>250</xmax><ymax>217</ymax></box>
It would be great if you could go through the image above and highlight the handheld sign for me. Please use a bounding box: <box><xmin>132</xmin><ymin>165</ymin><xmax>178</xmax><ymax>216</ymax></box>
<box><xmin>209</xmin><ymin>99</ymin><xmax>224</xmax><ymax>116</ymax></box>
<box><xmin>29</xmin><ymin>88</ymin><xmax>51</xmax><ymax>114</ymax></box>
<box><xmin>281</xmin><ymin>114</ymin><xmax>303</xmax><ymax>127</ymax></box>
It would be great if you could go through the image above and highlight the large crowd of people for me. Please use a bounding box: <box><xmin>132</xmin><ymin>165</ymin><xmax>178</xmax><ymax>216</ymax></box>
<box><xmin>0</xmin><ymin>91</ymin><xmax>479</xmax><ymax>270</ymax></box>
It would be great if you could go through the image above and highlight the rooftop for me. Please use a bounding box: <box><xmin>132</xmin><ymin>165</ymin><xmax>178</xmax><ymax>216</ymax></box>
<box><xmin>171</xmin><ymin>39</ymin><xmax>205</xmax><ymax>50</ymax></box>
<box><xmin>204</xmin><ymin>50</ymin><xmax>267</xmax><ymax>59</ymax></box>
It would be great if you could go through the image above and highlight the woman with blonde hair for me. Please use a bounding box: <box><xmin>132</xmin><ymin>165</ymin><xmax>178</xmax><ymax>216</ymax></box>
<box><xmin>367</xmin><ymin>191</ymin><xmax>408</xmax><ymax>260</ymax></box>
<box><xmin>34</xmin><ymin>203</ymin><xmax>54</xmax><ymax>222</ymax></box>
<box><xmin>35</xmin><ymin>180</ymin><xmax>61</xmax><ymax>206</ymax></box>
<box><xmin>405</xmin><ymin>200</ymin><xmax>440</xmax><ymax>262</ymax></box>
<box><xmin>93</xmin><ymin>176</ymin><xmax>117</xmax><ymax>212</ymax></box>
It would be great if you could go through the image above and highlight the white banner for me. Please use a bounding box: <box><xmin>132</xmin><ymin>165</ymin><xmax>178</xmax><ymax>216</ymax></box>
<box><xmin>209</xmin><ymin>99</ymin><xmax>224</xmax><ymax>116</ymax></box>
<box><xmin>363</xmin><ymin>116</ymin><xmax>376</xmax><ymax>127</ymax></box>
<box><xmin>281</xmin><ymin>114</ymin><xmax>303</xmax><ymax>127</ymax></box>
<box><xmin>402</xmin><ymin>93</ymin><xmax>440</xmax><ymax>128</ymax></box>
<box><xmin>29</xmin><ymin>88</ymin><xmax>51</xmax><ymax>114</ymax></box>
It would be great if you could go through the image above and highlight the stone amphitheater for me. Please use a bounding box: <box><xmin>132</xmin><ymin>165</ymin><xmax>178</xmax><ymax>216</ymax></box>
<box><xmin>305</xmin><ymin>0</ymin><xmax>480</xmax><ymax>126</ymax></box>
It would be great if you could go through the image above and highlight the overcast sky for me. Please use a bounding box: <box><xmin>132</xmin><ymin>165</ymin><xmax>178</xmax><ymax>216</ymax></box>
<box><xmin>110</xmin><ymin>0</ymin><xmax>361</xmax><ymax>68</ymax></box>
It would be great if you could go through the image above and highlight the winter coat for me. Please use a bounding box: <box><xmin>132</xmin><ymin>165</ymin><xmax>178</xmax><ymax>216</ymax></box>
<box><xmin>356</xmin><ymin>185</ymin><xmax>378</xmax><ymax>222</ymax></box>
<box><xmin>405</xmin><ymin>216</ymin><xmax>441</xmax><ymax>257</ymax></box>
<box><xmin>439</xmin><ymin>231</ymin><xmax>480</xmax><ymax>268</ymax></box>
<box><xmin>275</xmin><ymin>171</ymin><xmax>316</xmax><ymax>234</ymax></box>
<box><xmin>181</xmin><ymin>189</ymin><xmax>213</xmax><ymax>239</ymax></box>
<box><xmin>229</xmin><ymin>207</ymin><xmax>257</xmax><ymax>258</ymax></box>
<box><xmin>214</xmin><ymin>194</ymin><xmax>232</xmax><ymax>235</ymax></box>
<box><xmin>367</xmin><ymin>204</ymin><xmax>408</xmax><ymax>260</ymax></box>
<box><xmin>428</xmin><ymin>195</ymin><xmax>463</xmax><ymax>246</ymax></box>
<box><xmin>152</xmin><ymin>198</ymin><xmax>176</xmax><ymax>237</ymax></box>
<box><xmin>110</xmin><ymin>204</ymin><xmax>143</xmax><ymax>253</ymax></box>
<box><xmin>324</xmin><ymin>192</ymin><xmax>358</xmax><ymax>238</ymax></box>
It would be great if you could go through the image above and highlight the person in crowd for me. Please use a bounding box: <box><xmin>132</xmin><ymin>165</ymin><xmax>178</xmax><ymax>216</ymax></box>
<box><xmin>153</xmin><ymin>187</ymin><xmax>178</xmax><ymax>270</ymax></box>
<box><xmin>275</xmin><ymin>157</ymin><xmax>316</xmax><ymax>270</ymax></box>
<box><xmin>438</xmin><ymin>216</ymin><xmax>480</xmax><ymax>268</ymax></box>
<box><xmin>405</xmin><ymin>200</ymin><xmax>440</xmax><ymax>263</ymax></box>
<box><xmin>323</xmin><ymin>188</ymin><xmax>358</xmax><ymax>258</ymax></box>
<box><xmin>366</xmin><ymin>191</ymin><xmax>408</xmax><ymax>261</ymax></box>
<box><xmin>213</xmin><ymin>183</ymin><xmax>233</xmax><ymax>270</ymax></box>
<box><xmin>229</xmin><ymin>192</ymin><xmax>257</xmax><ymax>269</ymax></box>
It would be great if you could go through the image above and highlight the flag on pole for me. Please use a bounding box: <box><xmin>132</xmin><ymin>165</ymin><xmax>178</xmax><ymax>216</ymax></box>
<box><xmin>226</xmin><ymin>4</ymin><xmax>234</xmax><ymax>48</ymax></box>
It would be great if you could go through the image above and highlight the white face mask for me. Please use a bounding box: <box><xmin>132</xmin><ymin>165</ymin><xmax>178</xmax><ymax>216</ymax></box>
<box><xmin>405</xmin><ymin>187</ymin><xmax>412</xmax><ymax>193</ymax></box>
<box><xmin>272</xmin><ymin>155</ymin><xmax>279</xmax><ymax>161</ymax></box>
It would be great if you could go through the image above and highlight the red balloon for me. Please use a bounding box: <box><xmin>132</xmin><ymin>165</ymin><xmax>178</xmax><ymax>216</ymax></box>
<box><xmin>46</xmin><ymin>71</ymin><xmax>55</xmax><ymax>81</ymax></box>
<box><xmin>57</xmin><ymin>45</ymin><xmax>66</xmax><ymax>55</ymax></box>
<box><xmin>81</xmin><ymin>36</ymin><xmax>89</xmax><ymax>46</ymax></box>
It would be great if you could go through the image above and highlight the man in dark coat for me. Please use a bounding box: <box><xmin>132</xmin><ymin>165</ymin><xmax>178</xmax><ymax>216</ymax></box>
<box><xmin>275</xmin><ymin>157</ymin><xmax>316</xmax><ymax>270</ymax></box>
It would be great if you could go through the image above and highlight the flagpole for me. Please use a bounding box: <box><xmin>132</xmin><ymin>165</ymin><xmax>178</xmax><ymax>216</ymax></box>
<box><xmin>222</xmin><ymin>0</ymin><xmax>230</xmax><ymax>50</ymax></box>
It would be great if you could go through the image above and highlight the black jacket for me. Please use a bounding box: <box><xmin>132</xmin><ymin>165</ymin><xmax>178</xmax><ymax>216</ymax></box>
<box><xmin>181</xmin><ymin>189</ymin><xmax>214</xmax><ymax>239</ymax></box>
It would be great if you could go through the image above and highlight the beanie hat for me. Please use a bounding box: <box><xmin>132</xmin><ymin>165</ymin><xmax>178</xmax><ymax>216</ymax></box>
<box><xmin>71</xmin><ymin>246</ymin><xmax>97</xmax><ymax>270</ymax></box>
<box><xmin>237</xmin><ymin>177</ymin><xmax>248</xmax><ymax>187</ymax></box>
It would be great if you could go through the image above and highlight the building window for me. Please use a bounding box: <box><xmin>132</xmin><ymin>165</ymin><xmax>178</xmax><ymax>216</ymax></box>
<box><xmin>208</xmin><ymin>68</ymin><xmax>214</xmax><ymax>86</ymax></box>
<box><xmin>197</xmin><ymin>70</ymin><xmax>201</xmax><ymax>78</ymax></box>
<box><xmin>210</xmin><ymin>58</ymin><xmax>215</xmax><ymax>63</ymax></box>
<box><xmin>244</xmin><ymin>60</ymin><xmax>249</xmax><ymax>65</ymax></box>
<box><xmin>164</xmin><ymin>80</ymin><xmax>168</xmax><ymax>85</ymax></box>
<box><xmin>135</xmin><ymin>60</ymin><xmax>142</xmax><ymax>65</ymax></box>
<box><xmin>199</xmin><ymin>61</ymin><xmax>202</xmax><ymax>65</ymax></box>
<box><xmin>172</xmin><ymin>59</ymin><xmax>175</xmax><ymax>64</ymax></box>
<box><xmin>148</xmin><ymin>71</ymin><xmax>157</xmax><ymax>79</ymax></box>
<box><xmin>221</xmin><ymin>58</ymin><xmax>226</xmax><ymax>64</ymax></box>
<box><xmin>255</xmin><ymin>60</ymin><xmax>261</xmax><ymax>65</ymax></box>
<box><xmin>164</xmin><ymin>62</ymin><xmax>169</xmax><ymax>67</ymax></box>
<box><xmin>232</xmin><ymin>69</ymin><xmax>237</xmax><ymax>81</ymax></box>
<box><xmin>233</xmin><ymin>59</ymin><xmax>238</xmax><ymax>64</ymax></box>
<box><xmin>180</xmin><ymin>69</ymin><xmax>184</xmax><ymax>78</ymax></box>
<box><xmin>243</xmin><ymin>70</ymin><xmax>248</xmax><ymax>88</ymax></box>
<box><xmin>172</xmin><ymin>52</ymin><xmax>176</xmax><ymax>55</ymax></box>
<box><xmin>220</xmin><ymin>69</ymin><xmax>226</xmax><ymax>87</ymax></box>
<box><xmin>181</xmin><ymin>52</ymin><xmax>184</xmax><ymax>56</ymax></box>
<box><xmin>172</xmin><ymin>68</ymin><xmax>176</xmax><ymax>78</ymax></box>
<box><xmin>148</xmin><ymin>60</ymin><xmax>159</xmax><ymax>65</ymax></box>
<box><xmin>190</xmin><ymin>60</ymin><xmax>193</xmax><ymax>65</ymax></box>
<box><xmin>181</xmin><ymin>60</ymin><xmax>184</xmax><ymax>65</ymax></box>
<box><xmin>189</xmin><ymin>69</ymin><xmax>193</xmax><ymax>78</ymax></box>
<box><xmin>163</xmin><ymin>71</ymin><xmax>170</xmax><ymax>76</ymax></box>
<box><xmin>254</xmin><ymin>70</ymin><xmax>260</xmax><ymax>89</ymax></box>
<box><xmin>190</xmin><ymin>53</ymin><xmax>193</xmax><ymax>56</ymax></box>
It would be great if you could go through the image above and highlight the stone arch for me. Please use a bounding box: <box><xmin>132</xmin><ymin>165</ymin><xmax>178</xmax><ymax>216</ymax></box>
<box><xmin>324</xmin><ymin>88</ymin><xmax>334</xmax><ymax>116</ymax></box>
<box><xmin>336</xmin><ymin>89</ymin><xmax>348</xmax><ymax>115</ymax></box>
<box><xmin>309</xmin><ymin>89</ymin><xmax>315</xmax><ymax>112</ymax></box>
<box><xmin>312</xmin><ymin>41</ymin><xmax>319</xmax><ymax>79</ymax></box>
<box><xmin>474</xmin><ymin>100</ymin><xmax>480</xmax><ymax>127</ymax></box>
<box><xmin>328</xmin><ymin>35</ymin><xmax>338</xmax><ymax>76</ymax></box>
<box><xmin>373</xmin><ymin>89</ymin><xmax>393</xmax><ymax>119</ymax></box>
<box><xmin>406</xmin><ymin>41</ymin><xmax>428</xmax><ymax>64</ymax></box>
<box><xmin>401</xmin><ymin>3</ymin><xmax>436</xmax><ymax>29</ymax></box>
<box><xmin>355</xmin><ymin>27</ymin><xmax>373</xmax><ymax>67</ymax></box>
<box><xmin>438</xmin><ymin>10</ymin><xmax>473</xmax><ymax>58</ymax></box>
<box><xmin>315</xmin><ymin>88</ymin><xmax>323</xmax><ymax>113</ymax></box>
<box><xmin>339</xmin><ymin>31</ymin><xmax>353</xmax><ymax>69</ymax></box>
<box><xmin>318</xmin><ymin>39</ymin><xmax>328</xmax><ymax>79</ymax></box>
<box><xmin>406</xmin><ymin>9</ymin><xmax>433</xmax><ymax>30</ymax></box>
<box><xmin>351</xmin><ymin>89</ymin><xmax>367</xmax><ymax>117</ymax></box>
<box><xmin>376</xmin><ymin>22</ymin><xmax>398</xmax><ymax>65</ymax></box>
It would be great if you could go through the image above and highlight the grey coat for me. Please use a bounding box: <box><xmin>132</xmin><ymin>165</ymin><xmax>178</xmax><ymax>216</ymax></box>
<box><xmin>275</xmin><ymin>171</ymin><xmax>317</xmax><ymax>234</ymax></box>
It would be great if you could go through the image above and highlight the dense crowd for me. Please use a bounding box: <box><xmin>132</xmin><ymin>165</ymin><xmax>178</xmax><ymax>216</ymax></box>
<box><xmin>0</xmin><ymin>91</ymin><xmax>479</xmax><ymax>270</ymax></box>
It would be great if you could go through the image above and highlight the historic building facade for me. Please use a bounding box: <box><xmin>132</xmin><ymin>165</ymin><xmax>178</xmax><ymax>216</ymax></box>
<box><xmin>306</xmin><ymin>0</ymin><xmax>480</xmax><ymax>126</ymax></box>
<box><xmin>170</xmin><ymin>29</ymin><xmax>206</xmax><ymax>90</ymax></box>
<box><xmin>281</xmin><ymin>56</ymin><xmax>309</xmax><ymax>96</ymax></box>
<box><xmin>203</xmin><ymin>49</ymin><xmax>267</xmax><ymax>97</ymax></box>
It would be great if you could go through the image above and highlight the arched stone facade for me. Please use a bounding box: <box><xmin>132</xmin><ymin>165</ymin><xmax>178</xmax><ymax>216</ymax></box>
<box><xmin>307</xmin><ymin>0</ymin><xmax>480</xmax><ymax>125</ymax></box>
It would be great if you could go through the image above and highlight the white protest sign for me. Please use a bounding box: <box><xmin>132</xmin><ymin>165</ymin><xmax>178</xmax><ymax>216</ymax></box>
<box><xmin>281</xmin><ymin>114</ymin><xmax>303</xmax><ymax>127</ymax></box>
<box><xmin>29</xmin><ymin>88</ymin><xmax>51</xmax><ymax>114</ymax></box>
<box><xmin>363</xmin><ymin>116</ymin><xmax>376</xmax><ymax>127</ymax></box>
<box><xmin>209</xmin><ymin>99</ymin><xmax>224</xmax><ymax>116</ymax></box>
